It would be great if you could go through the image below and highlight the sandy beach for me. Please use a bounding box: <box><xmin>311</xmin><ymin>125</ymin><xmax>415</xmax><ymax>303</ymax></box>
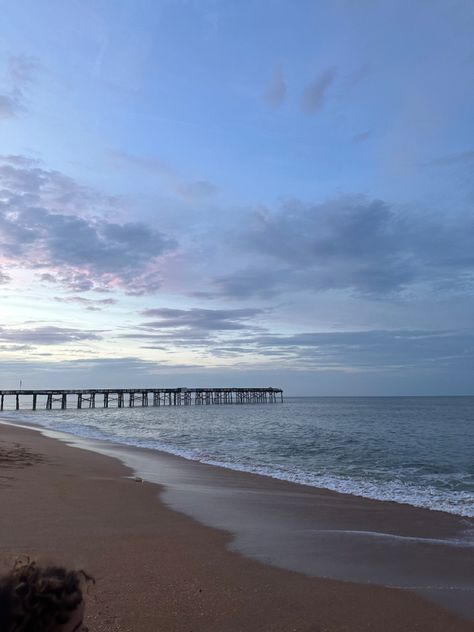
<box><xmin>1</xmin><ymin>421</ymin><xmax>473</xmax><ymax>632</ymax></box>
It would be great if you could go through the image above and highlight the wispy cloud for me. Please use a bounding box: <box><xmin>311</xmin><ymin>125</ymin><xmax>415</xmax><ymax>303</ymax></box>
<box><xmin>8</xmin><ymin>55</ymin><xmax>39</xmax><ymax>86</ymax></box>
<box><xmin>352</xmin><ymin>130</ymin><xmax>371</xmax><ymax>144</ymax></box>
<box><xmin>0</xmin><ymin>325</ymin><xmax>102</xmax><ymax>346</ymax></box>
<box><xmin>0</xmin><ymin>356</ymin><xmax>207</xmax><ymax>390</ymax></box>
<box><xmin>210</xmin><ymin>267</ymin><xmax>289</xmax><ymax>299</ymax></box>
<box><xmin>264</xmin><ymin>64</ymin><xmax>287</xmax><ymax>107</ymax></box>
<box><xmin>54</xmin><ymin>296</ymin><xmax>117</xmax><ymax>311</ymax></box>
<box><xmin>118</xmin><ymin>307</ymin><xmax>267</xmax><ymax>352</ymax></box>
<box><xmin>249</xmin><ymin>329</ymin><xmax>474</xmax><ymax>371</ymax></box>
<box><xmin>109</xmin><ymin>150</ymin><xmax>217</xmax><ymax>201</ymax></box>
<box><xmin>109</xmin><ymin>150</ymin><xmax>173</xmax><ymax>177</ymax></box>
<box><xmin>0</xmin><ymin>267</ymin><xmax>10</xmax><ymax>284</ymax></box>
<box><xmin>139</xmin><ymin>307</ymin><xmax>263</xmax><ymax>332</ymax></box>
<box><xmin>175</xmin><ymin>180</ymin><xmax>218</xmax><ymax>200</ymax></box>
<box><xmin>426</xmin><ymin>150</ymin><xmax>474</xmax><ymax>167</ymax></box>
<box><xmin>345</xmin><ymin>63</ymin><xmax>370</xmax><ymax>91</ymax></box>
<box><xmin>0</xmin><ymin>94</ymin><xmax>21</xmax><ymax>119</ymax></box>
<box><xmin>301</xmin><ymin>66</ymin><xmax>337</xmax><ymax>114</ymax></box>
<box><xmin>0</xmin><ymin>54</ymin><xmax>39</xmax><ymax>120</ymax></box>
<box><xmin>121</xmin><ymin>322</ymin><xmax>474</xmax><ymax>374</ymax></box>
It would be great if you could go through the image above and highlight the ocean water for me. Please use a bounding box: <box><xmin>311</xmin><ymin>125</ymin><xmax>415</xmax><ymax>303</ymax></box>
<box><xmin>2</xmin><ymin>396</ymin><xmax>473</xmax><ymax>517</ymax></box>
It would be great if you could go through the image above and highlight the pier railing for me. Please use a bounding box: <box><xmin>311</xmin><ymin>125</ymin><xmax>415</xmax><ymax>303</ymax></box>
<box><xmin>0</xmin><ymin>387</ymin><xmax>283</xmax><ymax>411</ymax></box>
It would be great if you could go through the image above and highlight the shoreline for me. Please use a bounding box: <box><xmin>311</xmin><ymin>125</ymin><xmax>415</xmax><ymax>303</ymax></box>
<box><xmin>4</xmin><ymin>415</ymin><xmax>473</xmax><ymax>529</ymax></box>
<box><xmin>1</xmin><ymin>420</ymin><xmax>474</xmax><ymax>630</ymax></box>
<box><xmin>2</xmin><ymin>407</ymin><xmax>472</xmax><ymax>520</ymax></box>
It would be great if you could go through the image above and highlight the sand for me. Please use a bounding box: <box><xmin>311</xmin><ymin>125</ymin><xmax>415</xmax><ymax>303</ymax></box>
<box><xmin>0</xmin><ymin>421</ymin><xmax>473</xmax><ymax>632</ymax></box>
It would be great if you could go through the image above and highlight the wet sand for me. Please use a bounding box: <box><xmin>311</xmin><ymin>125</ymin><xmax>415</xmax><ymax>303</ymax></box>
<box><xmin>1</xmin><ymin>421</ymin><xmax>473</xmax><ymax>631</ymax></box>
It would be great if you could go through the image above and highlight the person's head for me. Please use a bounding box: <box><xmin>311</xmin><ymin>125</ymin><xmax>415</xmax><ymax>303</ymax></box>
<box><xmin>0</xmin><ymin>560</ymin><xmax>92</xmax><ymax>632</ymax></box>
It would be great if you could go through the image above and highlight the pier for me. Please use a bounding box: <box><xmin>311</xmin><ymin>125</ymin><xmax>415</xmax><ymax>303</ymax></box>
<box><xmin>0</xmin><ymin>387</ymin><xmax>283</xmax><ymax>411</ymax></box>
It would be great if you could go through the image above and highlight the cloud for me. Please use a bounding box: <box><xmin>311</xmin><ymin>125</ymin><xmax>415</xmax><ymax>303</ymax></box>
<box><xmin>122</xmin><ymin>321</ymin><xmax>474</xmax><ymax>375</ymax></box>
<box><xmin>0</xmin><ymin>154</ymin><xmax>40</xmax><ymax>167</ymax></box>
<box><xmin>301</xmin><ymin>66</ymin><xmax>337</xmax><ymax>114</ymax></box>
<box><xmin>208</xmin><ymin>195</ymin><xmax>474</xmax><ymax>298</ymax></box>
<box><xmin>139</xmin><ymin>307</ymin><xmax>263</xmax><ymax>332</ymax></box>
<box><xmin>0</xmin><ymin>267</ymin><xmax>10</xmax><ymax>284</ymax></box>
<box><xmin>59</xmin><ymin>356</ymin><xmax>199</xmax><ymax>371</ymax></box>
<box><xmin>0</xmin><ymin>54</ymin><xmax>39</xmax><ymax>120</ymax></box>
<box><xmin>264</xmin><ymin>65</ymin><xmax>287</xmax><ymax>107</ymax></box>
<box><xmin>0</xmin><ymin>155</ymin><xmax>176</xmax><ymax>294</ymax></box>
<box><xmin>109</xmin><ymin>150</ymin><xmax>172</xmax><ymax>177</ymax></box>
<box><xmin>352</xmin><ymin>130</ymin><xmax>371</xmax><ymax>144</ymax></box>
<box><xmin>345</xmin><ymin>63</ymin><xmax>370</xmax><ymax>91</ymax></box>
<box><xmin>210</xmin><ymin>267</ymin><xmax>290</xmax><ymax>299</ymax></box>
<box><xmin>0</xmin><ymin>94</ymin><xmax>21</xmax><ymax>119</ymax></box>
<box><xmin>426</xmin><ymin>150</ymin><xmax>474</xmax><ymax>167</ymax></box>
<box><xmin>8</xmin><ymin>55</ymin><xmax>39</xmax><ymax>86</ymax></box>
<box><xmin>249</xmin><ymin>329</ymin><xmax>474</xmax><ymax>371</ymax></box>
<box><xmin>54</xmin><ymin>296</ymin><xmax>117</xmax><ymax>311</ymax></box>
<box><xmin>0</xmin><ymin>356</ymin><xmax>214</xmax><ymax>390</ymax></box>
<box><xmin>175</xmin><ymin>180</ymin><xmax>217</xmax><ymax>200</ymax></box>
<box><xmin>0</xmin><ymin>325</ymin><xmax>102</xmax><ymax>346</ymax></box>
<box><xmin>0</xmin><ymin>344</ymin><xmax>33</xmax><ymax>352</ymax></box>
<box><xmin>119</xmin><ymin>307</ymin><xmax>267</xmax><ymax>351</ymax></box>
<box><xmin>0</xmin><ymin>155</ymin><xmax>117</xmax><ymax>216</ymax></box>
<box><xmin>109</xmin><ymin>150</ymin><xmax>217</xmax><ymax>201</ymax></box>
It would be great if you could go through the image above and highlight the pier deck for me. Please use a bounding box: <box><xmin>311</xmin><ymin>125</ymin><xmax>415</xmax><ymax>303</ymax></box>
<box><xmin>0</xmin><ymin>387</ymin><xmax>283</xmax><ymax>411</ymax></box>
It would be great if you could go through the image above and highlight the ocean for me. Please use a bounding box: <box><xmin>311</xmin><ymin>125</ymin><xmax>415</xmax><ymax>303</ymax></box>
<box><xmin>2</xmin><ymin>396</ymin><xmax>473</xmax><ymax>518</ymax></box>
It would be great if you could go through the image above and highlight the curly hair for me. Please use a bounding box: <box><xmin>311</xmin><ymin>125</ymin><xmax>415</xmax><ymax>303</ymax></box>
<box><xmin>0</xmin><ymin>560</ymin><xmax>92</xmax><ymax>632</ymax></box>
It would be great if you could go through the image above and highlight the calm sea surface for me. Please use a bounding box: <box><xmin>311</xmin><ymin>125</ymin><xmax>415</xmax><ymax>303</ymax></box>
<box><xmin>3</xmin><ymin>396</ymin><xmax>473</xmax><ymax>517</ymax></box>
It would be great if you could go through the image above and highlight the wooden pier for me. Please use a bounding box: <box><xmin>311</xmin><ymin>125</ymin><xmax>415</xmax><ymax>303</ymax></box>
<box><xmin>0</xmin><ymin>387</ymin><xmax>283</xmax><ymax>411</ymax></box>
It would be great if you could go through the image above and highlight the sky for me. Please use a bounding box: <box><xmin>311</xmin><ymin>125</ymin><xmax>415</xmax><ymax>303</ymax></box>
<box><xmin>0</xmin><ymin>0</ymin><xmax>473</xmax><ymax>395</ymax></box>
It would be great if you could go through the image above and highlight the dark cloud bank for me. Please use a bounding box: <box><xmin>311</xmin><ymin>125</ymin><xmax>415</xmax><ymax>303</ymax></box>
<box><xmin>213</xmin><ymin>196</ymin><xmax>474</xmax><ymax>299</ymax></box>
